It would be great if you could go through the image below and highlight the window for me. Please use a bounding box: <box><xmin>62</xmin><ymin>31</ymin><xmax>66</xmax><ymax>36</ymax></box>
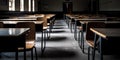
<box><xmin>9</xmin><ymin>0</ymin><xmax>15</xmax><ymax>11</ymax></box>
<box><xmin>28</xmin><ymin>0</ymin><xmax>31</xmax><ymax>11</ymax></box>
<box><xmin>20</xmin><ymin>0</ymin><xmax>24</xmax><ymax>11</ymax></box>
<box><xmin>32</xmin><ymin>0</ymin><xmax>35</xmax><ymax>12</ymax></box>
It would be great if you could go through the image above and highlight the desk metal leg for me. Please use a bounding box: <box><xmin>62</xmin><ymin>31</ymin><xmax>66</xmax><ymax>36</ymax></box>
<box><xmin>31</xmin><ymin>49</ymin><xmax>33</xmax><ymax>60</ymax></box>
<box><xmin>15</xmin><ymin>51</ymin><xmax>18</xmax><ymax>60</ymax></box>
<box><xmin>78</xmin><ymin>30</ymin><xmax>81</xmax><ymax>48</ymax></box>
<box><xmin>99</xmin><ymin>37</ymin><xmax>103</xmax><ymax>60</ymax></box>
<box><xmin>24</xmin><ymin>48</ymin><xmax>26</xmax><ymax>60</ymax></box>
<box><xmin>74</xmin><ymin>20</ymin><xmax>77</xmax><ymax>40</ymax></box>
<box><xmin>34</xmin><ymin>47</ymin><xmax>38</xmax><ymax>60</ymax></box>
<box><xmin>88</xmin><ymin>47</ymin><xmax>90</xmax><ymax>60</ymax></box>
<box><xmin>69</xmin><ymin>19</ymin><xmax>72</xmax><ymax>33</ymax></box>
<box><xmin>92</xmin><ymin>34</ymin><xmax>97</xmax><ymax>60</ymax></box>
<box><xmin>41</xmin><ymin>31</ymin><xmax>43</xmax><ymax>51</ymax></box>
<box><xmin>81</xmin><ymin>29</ymin><xmax>84</xmax><ymax>53</ymax></box>
<box><xmin>43</xmin><ymin>30</ymin><xmax>47</xmax><ymax>50</ymax></box>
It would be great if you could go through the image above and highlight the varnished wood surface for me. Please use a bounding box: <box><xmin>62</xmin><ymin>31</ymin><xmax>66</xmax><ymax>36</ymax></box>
<box><xmin>90</xmin><ymin>28</ymin><xmax>120</xmax><ymax>39</ymax></box>
<box><xmin>0</xmin><ymin>18</ymin><xmax>36</xmax><ymax>21</ymax></box>
<box><xmin>2</xmin><ymin>21</ymin><xmax>44</xmax><ymax>24</ymax></box>
<box><xmin>0</xmin><ymin>28</ymin><xmax>29</xmax><ymax>36</ymax></box>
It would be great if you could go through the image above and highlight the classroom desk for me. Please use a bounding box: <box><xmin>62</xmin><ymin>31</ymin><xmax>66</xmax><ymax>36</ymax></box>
<box><xmin>2</xmin><ymin>21</ymin><xmax>44</xmax><ymax>51</ymax></box>
<box><xmin>75</xmin><ymin>18</ymin><xmax>107</xmax><ymax>53</ymax></box>
<box><xmin>0</xmin><ymin>28</ymin><xmax>29</xmax><ymax>60</ymax></box>
<box><xmin>79</xmin><ymin>20</ymin><xmax>120</xmax><ymax>53</ymax></box>
<box><xmin>90</xmin><ymin>28</ymin><xmax>120</xmax><ymax>60</ymax></box>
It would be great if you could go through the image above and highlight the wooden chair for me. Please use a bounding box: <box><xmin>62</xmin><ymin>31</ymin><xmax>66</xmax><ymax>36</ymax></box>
<box><xmin>37</xmin><ymin>17</ymin><xmax>48</xmax><ymax>54</ymax></box>
<box><xmin>0</xmin><ymin>27</ymin><xmax>28</xmax><ymax>60</ymax></box>
<box><xmin>86</xmin><ymin>22</ymin><xmax>105</xmax><ymax>60</ymax></box>
<box><xmin>45</xmin><ymin>14</ymin><xmax>55</xmax><ymax>39</ymax></box>
<box><xmin>74</xmin><ymin>20</ymin><xmax>81</xmax><ymax>40</ymax></box>
<box><xmin>87</xmin><ymin>22</ymin><xmax>120</xmax><ymax>60</ymax></box>
<box><xmin>16</xmin><ymin>22</ymin><xmax>37</xmax><ymax>60</ymax></box>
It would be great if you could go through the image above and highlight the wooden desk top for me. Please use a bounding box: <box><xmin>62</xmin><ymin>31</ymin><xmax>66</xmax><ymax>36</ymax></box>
<box><xmin>79</xmin><ymin>20</ymin><xmax>120</xmax><ymax>24</ymax></box>
<box><xmin>3</xmin><ymin>21</ymin><xmax>44</xmax><ymax>24</ymax></box>
<box><xmin>75</xmin><ymin>18</ymin><xmax>107</xmax><ymax>21</ymax></box>
<box><xmin>0</xmin><ymin>18</ymin><xmax>36</xmax><ymax>21</ymax></box>
<box><xmin>17</xmin><ymin>15</ymin><xmax>44</xmax><ymax>19</ymax></box>
<box><xmin>90</xmin><ymin>28</ymin><xmax>120</xmax><ymax>39</ymax></box>
<box><xmin>0</xmin><ymin>28</ymin><xmax>29</xmax><ymax>37</ymax></box>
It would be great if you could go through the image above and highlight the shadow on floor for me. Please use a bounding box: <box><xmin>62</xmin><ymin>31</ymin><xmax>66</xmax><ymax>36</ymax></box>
<box><xmin>53</xmin><ymin>27</ymin><xmax>66</xmax><ymax>29</ymax></box>
<box><xmin>36</xmin><ymin>36</ymin><xmax>67</xmax><ymax>42</ymax></box>
<box><xmin>40</xmin><ymin>48</ymin><xmax>77</xmax><ymax>58</ymax></box>
<box><xmin>48</xmin><ymin>36</ymin><xmax>67</xmax><ymax>41</ymax></box>
<box><xmin>54</xmin><ymin>25</ymin><xmax>66</xmax><ymax>26</ymax></box>
<box><xmin>51</xmin><ymin>30</ymin><xmax>66</xmax><ymax>33</ymax></box>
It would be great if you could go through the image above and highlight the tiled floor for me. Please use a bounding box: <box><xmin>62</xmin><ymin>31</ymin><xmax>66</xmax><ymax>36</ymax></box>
<box><xmin>36</xmin><ymin>19</ymin><xmax>87</xmax><ymax>60</ymax></box>
<box><xmin>1</xmin><ymin>19</ymin><xmax>120</xmax><ymax>60</ymax></box>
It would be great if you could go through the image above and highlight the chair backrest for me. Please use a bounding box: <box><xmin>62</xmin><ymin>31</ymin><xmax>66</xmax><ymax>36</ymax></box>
<box><xmin>37</xmin><ymin>16</ymin><xmax>47</xmax><ymax>27</ymax></box>
<box><xmin>86</xmin><ymin>22</ymin><xmax>105</xmax><ymax>40</ymax></box>
<box><xmin>0</xmin><ymin>22</ymin><xmax>3</xmax><ymax>28</ymax></box>
<box><xmin>16</xmin><ymin>22</ymin><xmax>35</xmax><ymax>41</ymax></box>
<box><xmin>0</xmin><ymin>33</ymin><xmax>26</xmax><ymax>51</ymax></box>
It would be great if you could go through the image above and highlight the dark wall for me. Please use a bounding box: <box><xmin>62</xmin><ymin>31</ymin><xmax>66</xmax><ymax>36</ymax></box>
<box><xmin>99</xmin><ymin>0</ymin><xmax>120</xmax><ymax>11</ymax></box>
<box><xmin>99</xmin><ymin>0</ymin><xmax>120</xmax><ymax>16</ymax></box>
<box><xmin>38</xmin><ymin>0</ymin><xmax>89</xmax><ymax>13</ymax></box>
<box><xmin>0</xmin><ymin>0</ymin><xmax>120</xmax><ymax>17</ymax></box>
<box><xmin>0</xmin><ymin>0</ymin><xmax>9</xmax><ymax>11</ymax></box>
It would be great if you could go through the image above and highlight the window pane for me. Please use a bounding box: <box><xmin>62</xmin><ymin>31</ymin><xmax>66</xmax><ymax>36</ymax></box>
<box><xmin>9</xmin><ymin>0</ymin><xmax>15</xmax><ymax>11</ymax></box>
<box><xmin>20</xmin><ymin>0</ymin><xmax>24</xmax><ymax>11</ymax></box>
<box><xmin>29</xmin><ymin>0</ymin><xmax>31</xmax><ymax>11</ymax></box>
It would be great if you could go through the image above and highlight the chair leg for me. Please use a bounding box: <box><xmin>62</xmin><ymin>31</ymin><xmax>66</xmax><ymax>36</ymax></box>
<box><xmin>81</xmin><ymin>30</ymin><xmax>85</xmax><ymax>53</ymax></box>
<box><xmin>78</xmin><ymin>31</ymin><xmax>81</xmax><ymax>48</ymax></box>
<box><xmin>34</xmin><ymin>47</ymin><xmax>38</xmax><ymax>60</ymax></box>
<box><xmin>88</xmin><ymin>47</ymin><xmax>90</xmax><ymax>60</ymax></box>
<box><xmin>24</xmin><ymin>49</ymin><xmax>26</xmax><ymax>60</ymax></box>
<box><xmin>48</xmin><ymin>27</ymin><xmax>50</xmax><ymax>38</ymax></box>
<box><xmin>47</xmin><ymin>29</ymin><xmax>48</xmax><ymax>38</ymax></box>
<box><xmin>41</xmin><ymin>31</ymin><xmax>43</xmax><ymax>53</ymax></box>
<box><xmin>15</xmin><ymin>51</ymin><xmax>18</xmax><ymax>60</ymax></box>
<box><xmin>43</xmin><ymin>30</ymin><xmax>46</xmax><ymax>50</ymax></box>
<box><xmin>43</xmin><ymin>30</ymin><xmax>47</xmax><ymax>50</ymax></box>
<box><xmin>31</xmin><ymin>49</ymin><xmax>33</xmax><ymax>60</ymax></box>
<box><xmin>41</xmin><ymin>30</ymin><xmax>46</xmax><ymax>56</ymax></box>
<box><xmin>71</xmin><ymin>23</ymin><xmax>72</xmax><ymax>33</ymax></box>
<box><xmin>92</xmin><ymin>48</ymin><xmax>95</xmax><ymax>60</ymax></box>
<box><xmin>78</xmin><ymin>31</ymin><xmax>80</xmax><ymax>44</ymax></box>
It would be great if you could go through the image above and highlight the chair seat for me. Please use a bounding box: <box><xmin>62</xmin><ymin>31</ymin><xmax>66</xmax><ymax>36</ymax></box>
<box><xmin>78</xmin><ymin>26</ymin><xmax>82</xmax><ymax>30</ymax></box>
<box><xmin>18</xmin><ymin>40</ymin><xmax>34</xmax><ymax>50</ymax></box>
<box><xmin>86</xmin><ymin>40</ymin><xmax>94</xmax><ymax>48</ymax></box>
<box><xmin>43</xmin><ymin>26</ymin><xmax>48</xmax><ymax>30</ymax></box>
<box><xmin>47</xmin><ymin>23</ymin><xmax>50</xmax><ymax>26</ymax></box>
